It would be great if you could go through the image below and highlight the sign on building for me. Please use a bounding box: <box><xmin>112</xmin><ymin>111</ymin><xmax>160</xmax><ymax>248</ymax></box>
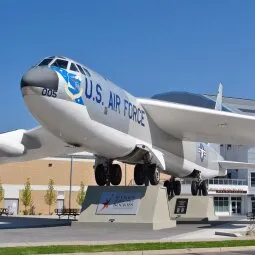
<box><xmin>96</xmin><ymin>192</ymin><xmax>141</xmax><ymax>215</ymax></box>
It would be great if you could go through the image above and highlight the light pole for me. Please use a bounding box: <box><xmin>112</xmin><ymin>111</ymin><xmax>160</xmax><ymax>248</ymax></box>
<box><xmin>125</xmin><ymin>163</ymin><xmax>127</xmax><ymax>186</ymax></box>
<box><xmin>69</xmin><ymin>156</ymin><xmax>73</xmax><ymax>210</ymax></box>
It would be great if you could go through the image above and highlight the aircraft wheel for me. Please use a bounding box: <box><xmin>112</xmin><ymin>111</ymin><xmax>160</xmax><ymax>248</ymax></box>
<box><xmin>95</xmin><ymin>164</ymin><xmax>107</xmax><ymax>186</ymax></box>
<box><xmin>149</xmin><ymin>164</ymin><xmax>160</xmax><ymax>185</ymax></box>
<box><xmin>191</xmin><ymin>180</ymin><xmax>198</xmax><ymax>196</ymax></box>
<box><xmin>110</xmin><ymin>164</ymin><xmax>122</xmax><ymax>185</ymax></box>
<box><xmin>173</xmin><ymin>180</ymin><xmax>181</xmax><ymax>195</ymax></box>
<box><xmin>200</xmin><ymin>180</ymin><xmax>208</xmax><ymax>196</ymax></box>
<box><xmin>134</xmin><ymin>164</ymin><xmax>145</xmax><ymax>185</ymax></box>
<box><xmin>163</xmin><ymin>180</ymin><xmax>171</xmax><ymax>196</ymax></box>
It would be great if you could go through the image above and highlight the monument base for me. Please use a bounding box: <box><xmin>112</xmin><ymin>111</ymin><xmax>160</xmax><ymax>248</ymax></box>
<box><xmin>74</xmin><ymin>186</ymin><xmax>176</xmax><ymax>230</ymax></box>
<box><xmin>169</xmin><ymin>195</ymin><xmax>218</xmax><ymax>222</ymax></box>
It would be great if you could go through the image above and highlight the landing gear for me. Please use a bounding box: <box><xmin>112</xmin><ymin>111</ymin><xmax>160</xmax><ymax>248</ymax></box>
<box><xmin>173</xmin><ymin>180</ymin><xmax>181</xmax><ymax>195</ymax></box>
<box><xmin>134</xmin><ymin>164</ymin><xmax>160</xmax><ymax>186</ymax></box>
<box><xmin>200</xmin><ymin>180</ymin><xmax>208</xmax><ymax>196</ymax></box>
<box><xmin>164</xmin><ymin>177</ymin><xmax>181</xmax><ymax>197</ymax></box>
<box><xmin>110</xmin><ymin>164</ymin><xmax>122</xmax><ymax>185</ymax></box>
<box><xmin>163</xmin><ymin>180</ymin><xmax>171</xmax><ymax>196</ymax></box>
<box><xmin>134</xmin><ymin>164</ymin><xmax>145</xmax><ymax>185</ymax></box>
<box><xmin>191</xmin><ymin>180</ymin><xmax>198</xmax><ymax>196</ymax></box>
<box><xmin>190</xmin><ymin>171</ymin><xmax>208</xmax><ymax>196</ymax></box>
<box><xmin>95</xmin><ymin>164</ymin><xmax>107</xmax><ymax>186</ymax></box>
<box><xmin>94</xmin><ymin>159</ymin><xmax>122</xmax><ymax>186</ymax></box>
<box><xmin>148</xmin><ymin>164</ymin><xmax>160</xmax><ymax>185</ymax></box>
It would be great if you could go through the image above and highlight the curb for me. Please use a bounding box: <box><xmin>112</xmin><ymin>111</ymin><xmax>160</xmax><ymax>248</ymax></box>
<box><xmin>215</xmin><ymin>231</ymin><xmax>242</xmax><ymax>237</ymax></box>
<box><xmin>48</xmin><ymin>246</ymin><xmax>255</xmax><ymax>255</ymax></box>
<box><xmin>1</xmin><ymin>237</ymin><xmax>255</xmax><ymax>247</ymax></box>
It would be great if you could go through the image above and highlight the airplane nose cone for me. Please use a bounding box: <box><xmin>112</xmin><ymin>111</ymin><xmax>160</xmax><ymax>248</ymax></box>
<box><xmin>21</xmin><ymin>66</ymin><xmax>59</xmax><ymax>91</ymax></box>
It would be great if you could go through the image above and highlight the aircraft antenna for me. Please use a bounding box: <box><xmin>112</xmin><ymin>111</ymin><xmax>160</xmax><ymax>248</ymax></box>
<box><xmin>215</xmin><ymin>82</ymin><xmax>223</xmax><ymax>111</ymax></box>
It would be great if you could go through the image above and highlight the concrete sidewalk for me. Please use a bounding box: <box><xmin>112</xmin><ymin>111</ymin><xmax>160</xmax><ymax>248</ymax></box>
<box><xmin>3</xmin><ymin>246</ymin><xmax>255</xmax><ymax>255</ymax></box>
<box><xmin>49</xmin><ymin>246</ymin><xmax>255</xmax><ymax>255</ymax></box>
<box><xmin>161</xmin><ymin>220</ymin><xmax>250</xmax><ymax>241</ymax></box>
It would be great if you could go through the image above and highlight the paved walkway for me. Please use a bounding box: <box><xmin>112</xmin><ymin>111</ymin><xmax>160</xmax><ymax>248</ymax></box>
<box><xmin>0</xmin><ymin>215</ymin><xmax>253</xmax><ymax>247</ymax></box>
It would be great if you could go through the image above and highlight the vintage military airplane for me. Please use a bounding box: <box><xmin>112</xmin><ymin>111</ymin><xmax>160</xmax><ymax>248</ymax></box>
<box><xmin>1</xmin><ymin>56</ymin><xmax>255</xmax><ymax>196</ymax></box>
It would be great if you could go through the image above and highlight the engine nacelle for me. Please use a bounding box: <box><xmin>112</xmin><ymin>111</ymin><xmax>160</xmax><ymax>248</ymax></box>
<box><xmin>0</xmin><ymin>140</ymin><xmax>25</xmax><ymax>156</ymax></box>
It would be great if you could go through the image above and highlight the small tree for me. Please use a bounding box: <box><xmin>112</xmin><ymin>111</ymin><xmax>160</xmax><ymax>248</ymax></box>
<box><xmin>76</xmin><ymin>181</ymin><xmax>86</xmax><ymax>206</ymax></box>
<box><xmin>0</xmin><ymin>179</ymin><xmax>4</xmax><ymax>204</ymax></box>
<box><xmin>21</xmin><ymin>178</ymin><xmax>33</xmax><ymax>214</ymax></box>
<box><xmin>44</xmin><ymin>179</ymin><xmax>57</xmax><ymax>214</ymax></box>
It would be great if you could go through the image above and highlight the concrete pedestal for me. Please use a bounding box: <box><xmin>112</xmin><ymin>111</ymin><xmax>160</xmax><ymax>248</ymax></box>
<box><xmin>75</xmin><ymin>186</ymin><xmax>176</xmax><ymax>230</ymax></box>
<box><xmin>169</xmin><ymin>195</ymin><xmax>219</xmax><ymax>222</ymax></box>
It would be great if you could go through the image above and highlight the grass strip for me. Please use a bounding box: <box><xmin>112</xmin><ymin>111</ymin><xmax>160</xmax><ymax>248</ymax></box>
<box><xmin>0</xmin><ymin>240</ymin><xmax>255</xmax><ymax>255</ymax></box>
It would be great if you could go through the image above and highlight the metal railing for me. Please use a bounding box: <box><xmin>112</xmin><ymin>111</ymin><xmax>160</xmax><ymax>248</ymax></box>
<box><xmin>128</xmin><ymin>178</ymin><xmax>248</xmax><ymax>186</ymax></box>
<box><xmin>208</xmin><ymin>178</ymin><xmax>247</xmax><ymax>186</ymax></box>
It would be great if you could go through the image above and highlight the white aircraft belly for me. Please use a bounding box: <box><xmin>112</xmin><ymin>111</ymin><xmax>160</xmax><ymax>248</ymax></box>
<box><xmin>162</xmin><ymin>148</ymin><xmax>220</xmax><ymax>178</ymax></box>
<box><xmin>24</xmin><ymin>95</ymin><xmax>137</xmax><ymax>158</ymax></box>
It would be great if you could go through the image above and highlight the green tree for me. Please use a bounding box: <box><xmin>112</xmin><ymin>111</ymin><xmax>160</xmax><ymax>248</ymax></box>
<box><xmin>76</xmin><ymin>181</ymin><xmax>86</xmax><ymax>206</ymax></box>
<box><xmin>44</xmin><ymin>179</ymin><xmax>57</xmax><ymax>214</ymax></box>
<box><xmin>0</xmin><ymin>179</ymin><xmax>4</xmax><ymax>204</ymax></box>
<box><xmin>21</xmin><ymin>178</ymin><xmax>33</xmax><ymax>214</ymax></box>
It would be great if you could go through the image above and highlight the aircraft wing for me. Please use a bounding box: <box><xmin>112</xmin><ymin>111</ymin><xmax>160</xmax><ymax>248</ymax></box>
<box><xmin>0</xmin><ymin>126</ymin><xmax>83</xmax><ymax>164</ymax></box>
<box><xmin>139</xmin><ymin>98</ymin><xmax>255</xmax><ymax>146</ymax></box>
<box><xmin>218</xmin><ymin>161</ymin><xmax>255</xmax><ymax>169</ymax></box>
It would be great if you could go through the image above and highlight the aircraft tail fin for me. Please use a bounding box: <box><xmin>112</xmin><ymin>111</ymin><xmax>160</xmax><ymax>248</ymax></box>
<box><xmin>209</xmin><ymin>83</ymin><xmax>223</xmax><ymax>154</ymax></box>
<box><xmin>215</xmin><ymin>83</ymin><xmax>223</xmax><ymax>111</ymax></box>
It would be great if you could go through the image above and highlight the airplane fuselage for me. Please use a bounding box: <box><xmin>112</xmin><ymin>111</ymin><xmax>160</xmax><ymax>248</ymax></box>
<box><xmin>21</xmin><ymin>57</ymin><xmax>226</xmax><ymax>180</ymax></box>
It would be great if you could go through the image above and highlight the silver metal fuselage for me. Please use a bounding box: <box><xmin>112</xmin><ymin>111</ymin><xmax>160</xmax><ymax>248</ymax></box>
<box><xmin>21</xmin><ymin>63</ymin><xmax>225</xmax><ymax>180</ymax></box>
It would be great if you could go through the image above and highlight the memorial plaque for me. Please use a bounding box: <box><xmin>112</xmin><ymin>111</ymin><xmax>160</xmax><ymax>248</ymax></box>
<box><xmin>96</xmin><ymin>192</ymin><xmax>142</xmax><ymax>215</ymax></box>
<box><xmin>174</xmin><ymin>198</ymin><xmax>188</xmax><ymax>214</ymax></box>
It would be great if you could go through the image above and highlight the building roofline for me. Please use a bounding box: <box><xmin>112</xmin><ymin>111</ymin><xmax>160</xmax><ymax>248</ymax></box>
<box><xmin>205</xmin><ymin>94</ymin><xmax>255</xmax><ymax>102</ymax></box>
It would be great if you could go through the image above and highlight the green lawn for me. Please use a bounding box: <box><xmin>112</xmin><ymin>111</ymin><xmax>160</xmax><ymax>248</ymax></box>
<box><xmin>1</xmin><ymin>240</ymin><xmax>255</xmax><ymax>255</ymax></box>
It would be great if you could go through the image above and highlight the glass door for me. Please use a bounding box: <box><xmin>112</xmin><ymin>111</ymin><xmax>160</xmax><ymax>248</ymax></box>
<box><xmin>231</xmin><ymin>197</ymin><xmax>242</xmax><ymax>215</ymax></box>
<box><xmin>252</xmin><ymin>202</ymin><xmax>255</xmax><ymax>213</ymax></box>
<box><xmin>57</xmin><ymin>199</ymin><xmax>64</xmax><ymax>210</ymax></box>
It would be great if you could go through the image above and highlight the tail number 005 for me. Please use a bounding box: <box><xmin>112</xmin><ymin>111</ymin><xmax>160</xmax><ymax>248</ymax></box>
<box><xmin>41</xmin><ymin>88</ymin><xmax>57</xmax><ymax>98</ymax></box>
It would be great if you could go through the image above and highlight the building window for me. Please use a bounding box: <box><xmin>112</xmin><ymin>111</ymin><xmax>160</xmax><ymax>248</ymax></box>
<box><xmin>251</xmin><ymin>173</ymin><xmax>255</xmax><ymax>187</ymax></box>
<box><xmin>252</xmin><ymin>202</ymin><xmax>255</xmax><ymax>213</ymax></box>
<box><xmin>231</xmin><ymin>197</ymin><xmax>241</xmax><ymax>201</ymax></box>
<box><xmin>239</xmin><ymin>108</ymin><xmax>255</xmax><ymax>113</ymax></box>
<box><xmin>214</xmin><ymin>197</ymin><xmax>229</xmax><ymax>212</ymax></box>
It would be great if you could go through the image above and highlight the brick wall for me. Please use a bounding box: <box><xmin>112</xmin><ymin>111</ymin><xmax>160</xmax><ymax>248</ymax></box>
<box><xmin>0</xmin><ymin>158</ymin><xmax>170</xmax><ymax>214</ymax></box>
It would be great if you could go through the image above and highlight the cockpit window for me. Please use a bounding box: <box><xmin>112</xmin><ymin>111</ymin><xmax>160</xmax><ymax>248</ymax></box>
<box><xmin>51</xmin><ymin>59</ymin><xmax>68</xmax><ymax>69</ymax></box>
<box><xmin>82</xmin><ymin>67</ymin><xmax>91</xmax><ymax>77</ymax></box>
<box><xmin>76</xmin><ymin>64</ymin><xmax>85</xmax><ymax>75</ymax></box>
<box><xmin>38</xmin><ymin>58</ymin><xmax>54</xmax><ymax>66</ymax></box>
<box><xmin>70</xmin><ymin>63</ymin><xmax>78</xmax><ymax>72</ymax></box>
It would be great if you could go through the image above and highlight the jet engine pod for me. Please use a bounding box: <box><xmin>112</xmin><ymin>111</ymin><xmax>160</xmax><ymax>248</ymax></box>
<box><xmin>0</xmin><ymin>141</ymin><xmax>25</xmax><ymax>156</ymax></box>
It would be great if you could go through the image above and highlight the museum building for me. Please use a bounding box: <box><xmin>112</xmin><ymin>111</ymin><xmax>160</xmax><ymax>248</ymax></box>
<box><xmin>203</xmin><ymin>94</ymin><xmax>255</xmax><ymax>216</ymax></box>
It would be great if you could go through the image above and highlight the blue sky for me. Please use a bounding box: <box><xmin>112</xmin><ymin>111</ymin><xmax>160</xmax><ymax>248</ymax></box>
<box><xmin>1</xmin><ymin>0</ymin><xmax>255</xmax><ymax>131</ymax></box>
